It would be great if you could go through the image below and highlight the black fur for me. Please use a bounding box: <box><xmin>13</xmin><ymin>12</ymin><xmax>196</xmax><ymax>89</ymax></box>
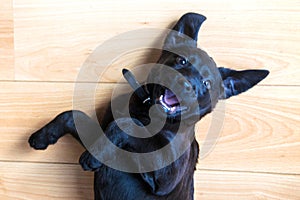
<box><xmin>28</xmin><ymin>13</ymin><xmax>269</xmax><ymax>200</ymax></box>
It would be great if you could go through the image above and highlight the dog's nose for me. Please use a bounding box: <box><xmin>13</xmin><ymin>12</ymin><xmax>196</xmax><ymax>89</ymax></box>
<box><xmin>178</xmin><ymin>77</ymin><xmax>192</xmax><ymax>92</ymax></box>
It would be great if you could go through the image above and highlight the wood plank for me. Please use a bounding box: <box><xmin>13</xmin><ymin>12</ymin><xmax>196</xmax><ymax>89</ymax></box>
<box><xmin>0</xmin><ymin>81</ymin><xmax>299</xmax><ymax>175</ymax></box>
<box><xmin>13</xmin><ymin>0</ymin><xmax>300</xmax><ymax>85</ymax></box>
<box><xmin>196</xmin><ymin>86</ymin><xmax>300</xmax><ymax>174</ymax></box>
<box><xmin>0</xmin><ymin>0</ymin><xmax>14</xmax><ymax>80</ymax></box>
<box><xmin>1</xmin><ymin>162</ymin><xmax>299</xmax><ymax>200</ymax></box>
<box><xmin>0</xmin><ymin>162</ymin><xmax>93</xmax><ymax>200</ymax></box>
<box><xmin>195</xmin><ymin>170</ymin><xmax>300</xmax><ymax>200</ymax></box>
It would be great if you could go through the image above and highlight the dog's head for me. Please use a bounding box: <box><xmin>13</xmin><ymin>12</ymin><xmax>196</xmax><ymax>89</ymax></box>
<box><xmin>147</xmin><ymin>13</ymin><xmax>269</xmax><ymax>123</ymax></box>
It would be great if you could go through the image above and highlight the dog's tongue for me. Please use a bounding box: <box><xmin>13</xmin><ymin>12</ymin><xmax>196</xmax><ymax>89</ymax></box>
<box><xmin>164</xmin><ymin>89</ymin><xmax>179</xmax><ymax>106</ymax></box>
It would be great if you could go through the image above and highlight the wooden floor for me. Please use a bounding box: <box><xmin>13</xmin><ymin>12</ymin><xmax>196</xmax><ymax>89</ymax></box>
<box><xmin>1</xmin><ymin>0</ymin><xmax>300</xmax><ymax>199</ymax></box>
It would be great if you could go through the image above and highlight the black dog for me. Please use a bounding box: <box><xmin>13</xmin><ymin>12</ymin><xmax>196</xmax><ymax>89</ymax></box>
<box><xmin>29</xmin><ymin>13</ymin><xmax>269</xmax><ymax>200</ymax></box>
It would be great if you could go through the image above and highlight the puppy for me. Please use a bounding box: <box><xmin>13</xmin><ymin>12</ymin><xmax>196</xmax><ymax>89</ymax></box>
<box><xmin>29</xmin><ymin>13</ymin><xmax>269</xmax><ymax>200</ymax></box>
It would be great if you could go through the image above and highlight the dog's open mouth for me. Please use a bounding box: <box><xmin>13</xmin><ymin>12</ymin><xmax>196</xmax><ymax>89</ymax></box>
<box><xmin>157</xmin><ymin>89</ymin><xmax>188</xmax><ymax>115</ymax></box>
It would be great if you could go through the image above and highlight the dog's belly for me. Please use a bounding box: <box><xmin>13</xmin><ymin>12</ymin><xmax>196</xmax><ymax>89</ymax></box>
<box><xmin>94</xmin><ymin>169</ymin><xmax>155</xmax><ymax>200</ymax></box>
<box><xmin>94</xmin><ymin>168</ymin><xmax>194</xmax><ymax>200</ymax></box>
<box><xmin>93</xmin><ymin>140</ymin><xmax>199</xmax><ymax>200</ymax></box>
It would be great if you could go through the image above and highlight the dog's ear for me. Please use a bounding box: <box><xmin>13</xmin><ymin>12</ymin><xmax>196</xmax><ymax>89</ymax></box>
<box><xmin>164</xmin><ymin>13</ymin><xmax>206</xmax><ymax>47</ymax></box>
<box><xmin>218</xmin><ymin>67</ymin><xmax>269</xmax><ymax>99</ymax></box>
<box><xmin>172</xmin><ymin>12</ymin><xmax>207</xmax><ymax>42</ymax></box>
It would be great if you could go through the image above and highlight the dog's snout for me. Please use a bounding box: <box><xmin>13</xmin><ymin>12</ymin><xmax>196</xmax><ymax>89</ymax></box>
<box><xmin>178</xmin><ymin>77</ymin><xmax>192</xmax><ymax>92</ymax></box>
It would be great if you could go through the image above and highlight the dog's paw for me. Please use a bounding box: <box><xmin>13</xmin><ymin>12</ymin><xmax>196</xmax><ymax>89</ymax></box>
<box><xmin>28</xmin><ymin>129</ymin><xmax>52</xmax><ymax>150</ymax></box>
<box><xmin>79</xmin><ymin>151</ymin><xmax>102</xmax><ymax>171</ymax></box>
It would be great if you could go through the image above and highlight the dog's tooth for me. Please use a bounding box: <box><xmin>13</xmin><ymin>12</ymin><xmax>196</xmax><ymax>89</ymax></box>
<box><xmin>171</xmin><ymin>107</ymin><xmax>177</xmax><ymax>113</ymax></box>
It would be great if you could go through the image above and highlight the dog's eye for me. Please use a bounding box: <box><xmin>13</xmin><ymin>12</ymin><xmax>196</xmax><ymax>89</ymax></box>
<box><xmin>203</xmin><ymin>80</ymin><xmax>212</xmax><ymax>90</ymax></box>
<box><xmin>176</xmin><ymin>56</ymin><xmax>188</xmax><ymax>66</ymax></box>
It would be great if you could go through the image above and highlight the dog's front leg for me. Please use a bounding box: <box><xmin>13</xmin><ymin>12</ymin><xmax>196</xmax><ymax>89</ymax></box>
<box><xmin>78</xmin><ymin>118</ymin><xmax>142</xmax><ymax>172</ymax></box>
<box><xmin>28</xmin><ymin>110</ymin><xmax>99</xmax><ymax>150</ymax></box>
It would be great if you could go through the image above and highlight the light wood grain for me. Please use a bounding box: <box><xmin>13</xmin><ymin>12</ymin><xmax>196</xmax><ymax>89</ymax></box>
<box><xmin>0</xmin><ymin>162</ymin><xmax>93</xmax><ymax>200</ymax></box>
<box><xmin>195</xmin><ymin>170</ymin><xmax>300</xmax><ymax>200</ymax></box>
<box><xmin>196</xmin><ymin>86</ymin><xmax>300</xmax><ymax>174</ymax></box>
<box><xmin>13</xmin><ymin>0</ymin><xmax>300</xmax><ymax>84</ymax></box>
<box><xmin>0</xmin><ymin>0</ymin><xmax>14</xmax><ymax>80</ymax></box>
<box><xmin>1</xmin><ymin>162</ymin><xmax>299</xmax><ymax>200</ymax></box>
